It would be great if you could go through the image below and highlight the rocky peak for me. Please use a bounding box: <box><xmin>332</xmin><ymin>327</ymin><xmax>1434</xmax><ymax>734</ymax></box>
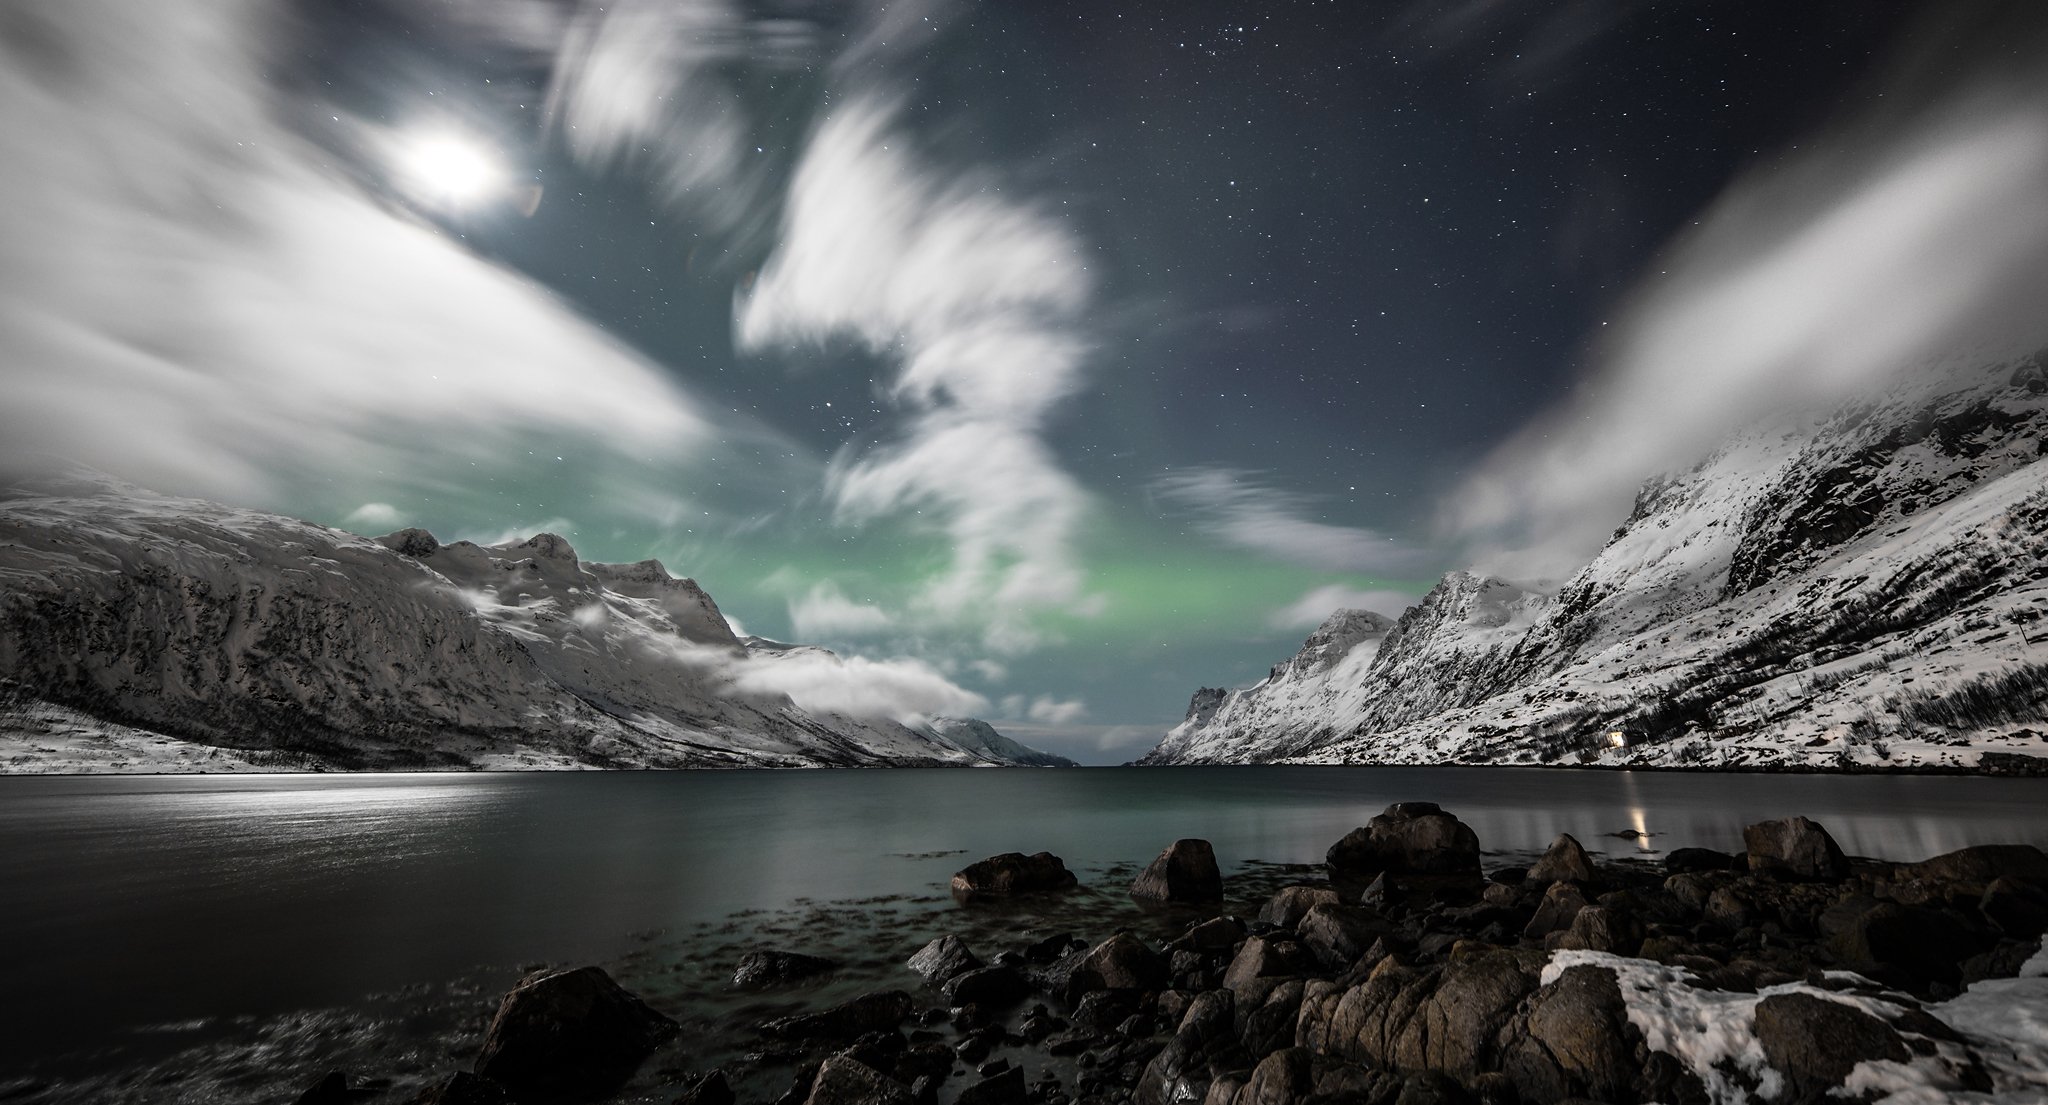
<box><xmin>1184</xmin><ymin>687</ymin><xmax>1229</xmax><ymax>726</ymax></box>
<box><xmin>510</xmin><ymin>533</ymin><xmax>579</xmax><ymax>562</ymax></box>
<box><xmin>376</xmin><ymin>527</ymin><xmax>440</xmax><ymax>559</ymax></box>
<box><xmin>1278</xmin><ymin>609</ymin><xmax>1395</xmax><ymax>679</ymax></box>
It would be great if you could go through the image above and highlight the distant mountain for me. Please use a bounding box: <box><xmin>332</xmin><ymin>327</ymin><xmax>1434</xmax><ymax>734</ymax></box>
<box><xmin>922</xmin><ymin>716</ymin><xmax>1079</xmax><ymax>767</ymax></box>
<box><xmin>1142</xmin><ymin>356</ymin><xmax>2048</xmax><ymax>772</ymax></box>
<box><xmin>0</xmin><ymin>474</ymin><xmax>1064</xmax><ymax>771</ymax></box>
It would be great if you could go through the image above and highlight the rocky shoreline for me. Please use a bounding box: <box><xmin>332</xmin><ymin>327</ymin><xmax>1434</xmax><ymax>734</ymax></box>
<box><xmin>290</xmin><ymin>804</ymin><xmax>2048</xmax><ymax>1105</ymax></box>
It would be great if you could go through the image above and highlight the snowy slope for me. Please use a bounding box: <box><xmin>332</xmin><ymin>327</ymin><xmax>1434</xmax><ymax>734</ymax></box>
<box><xmin>921</xmin><ymin>716</ymin><xmax>1079</xmax><ymax>767</ymax></box>
<box><xmin>1145</xmin><ymin>356</ymin><xmax>2048</xmax><ymax>771</ymax></box>
<box><xmin>0</xmin><ymin>473</ymin><xmax>1060</xmax><ymax>771</ymax></box>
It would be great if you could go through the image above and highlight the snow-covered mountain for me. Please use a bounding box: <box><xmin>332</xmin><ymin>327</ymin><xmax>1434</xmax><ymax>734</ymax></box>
<box><xmin>1143</xmin><ymin>356</ymin><xmax>2048</xmax><ymax>771</ymax></box>
<box><xmin>0</xmin><ymin>473</ymin><xmax>1063</xmax><ymax>771</ymax></box>
<box><xmin>923</xmin><ymin>716</ymin><xmax>1079</xmax><ymax>767</ymax></box>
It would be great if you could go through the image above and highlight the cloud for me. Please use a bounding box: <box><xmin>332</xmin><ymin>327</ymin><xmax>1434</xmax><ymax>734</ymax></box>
<box><xmin>1155</xmin><ymin>467</ymin><xmax>1431</xmax><ymax>575</ymax></box>
<box><xmin>1449</xmin><ymin>71</ymin><xmax>2048</xmax><ymax>576</ymax></box>
<box><xmin>787</xmin><ymin>580</ymin><xmax>895</xmax><ymax>639</ymax></box>
<box><xmin>1269</xmin><ymin>584</ymin><xmax>1416</xmax><ymax>631</ymax></box>
<box><xmin>342</xmin><ymin>502</ymin><xmax>404</xmax><ymax>530</ymax></box>
<box><xmin>739</xmin><ymin>98</ymin><xmax>1100</xmax><ymax>651</ymax></box>
<box><xmin>0</xmin><ymin>0</ymin><xmax>726</xmax><ymax>509</ymax></box>
<box><xmin>1000</xmin><ymin>694</ymin><xmax>1088</xmax><ymax>726</ymax></box>
<box><xmin>730</xmin><ymin>648</ymin><xmax>987</xmax><ymax>721</ymax></box>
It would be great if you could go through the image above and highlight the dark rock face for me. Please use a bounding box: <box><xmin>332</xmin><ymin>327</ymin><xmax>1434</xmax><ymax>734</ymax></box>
<box><xmin>1326</xmin><ymin>805</ymin><xmax>1481</xmax><ymax>878</ymax></box>
<box><xmin>1131</xmin><ymin>839</ymin><xmax>1225</xmax><ymax>904</ymax></box>
<box><xmin>407</xmin><ymin>1072</ymin><xmax>513</xmax><ymax>1105</ymax></box>
<box><xmin>472</xmin><ymin>966</ymin><xmax>679</xmax><ymax>1104</ymax></box>
<box><xmin>1136</xmin><ymin>990</ymin><xmax>1237</xmax><ymax>1105</ymax></box>
<box><xmin>1526</xmin><ymin>834</ymin><xmax>1596</xmax><ymax>885</ymax></box>
<box><xmin>673</xmin><ymin>1071</ymin><xmax>735</xmax><ymax>1105</ymax></box>
<box><xmin>1982</xmin><ymin>876</ymin><xmax>2048</xmax><ymax>938</ymax></box>
<box><xmin>950</xmin><ymin>853</ymin><xmax>1078</xmax><ymax>901</ymax></box>
<box><xmin>804</xmin><ymin>1056</ymin><xmax>912</xmax><ymax>1105</ymax></box>
<box><xmin>940</xmin><ymin>965</ymin><xmax>1030</xmax><ymax>1008</ymax></box>
<box><xmin>954</xmin><ymin>1066</ymin><xmax>1026</xmax><ymax>1105</ymax></box>
<box><xmin>1824</xmin><ymin>902</ymin><xmax>1988</xmax><ymax>986</ymax></box>
<box><xmin>761</xmin><ymin>991</ymin><xmax>915</xmax><ymax>1042</ymax></box>
<box><xmin>1235</xmin><ymin>1047</ymin><xmax>1312</xmax><ymax>1105</ymax></box>
<box><xmin>1295</xmin><ymin>902</ymin><xmax>1385</xmax><ymax>971</ymax></box>
<box><xmin>905</xmin><ymin>935</ymin><xmax>982</xmax><ymax>983</ymax></box>
<box><xmin>734</xmin><ymin>950</ymin><xmax>837</xmax><ymax>989</ymax></box>
<box><xmin>295</xmin><ymin>1071</ymin><xmax>351</xmax><ymax>1105</ymax></box>
<box><xmin>1068</xmin><ymin>933</ymin><xmax>1168</xmax><ymax>994</ymax></box>
<box><xmin>1522</xmin><ymin>882</ymin><xmax>1588</xmax><ymax>940</ymax></box>
<box><xmin>1665</xmin><ymin>847</ymin><xmax>1738</xmax><ymax>874</ymax></box>
<box><xmin>1257</xmin><ymin>885</ymin><xmax>1340</xmax><ymax>928</ymax></box>
<box><xmin>1508</xmin><ymin>965</ymin><xmax>1637</xmax><ymax>1104</ymax></box>
<box><xmin>1754</xmin><ymin>993</ymin><xmax>1909</xmax><ymax>1099</ymax></box>
<box><xmin>1744</xmin><ymin>817</ymin><xmax>1850</xmax><ymax>881</ymax></box>
<box><xmin>1902</xmin><ymin>843</ymin><xmax>2048</xmax><ymax>887</ymax></box>
<box><xmin>1221</xmin><ymin>934</ymin><xmax>1314</xmax><ymax>993</ymax></box>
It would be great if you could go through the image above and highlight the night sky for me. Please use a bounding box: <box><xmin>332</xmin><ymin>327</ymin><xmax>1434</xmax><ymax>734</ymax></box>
<box><xmin>10</xmin><ymin>0</ymin><xmax>2044</xmax><ymax>761</ymax></box>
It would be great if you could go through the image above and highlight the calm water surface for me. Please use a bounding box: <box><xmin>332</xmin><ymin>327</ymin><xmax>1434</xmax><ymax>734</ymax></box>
<box><xmin>2</xmin><ymin>766</ymin><xmax>2045</xmax><ymax>1089</ymax></box>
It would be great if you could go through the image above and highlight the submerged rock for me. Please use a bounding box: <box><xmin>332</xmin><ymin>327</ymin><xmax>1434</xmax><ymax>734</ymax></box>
<box><xmin>906</xmin><ymin>935</ymin><xmax>983</xmax><ymax>983</ymax></box>
<box><xmin>473</xmin><ymin>966</ymin><xmax>678</xmax><ymax>1104</ymax></box>
<box><xmin>1130</xmin><ymin>838</ymin><xmax>1224</xmax><ymax>904</ymax></box>
<box><xmin>761</xmin><ymin>991</ymin><xmax>915</xmax><ymax>1041</ymax></box>
<box><xmin>950</xmin><ymin>853</ymin><xmax>1078</xmax><ymax>901</ymax></box>
<box><xmin>734</xmin><ymin>950</ymin><xmax>837</xmax><ymax>989</ymax></box>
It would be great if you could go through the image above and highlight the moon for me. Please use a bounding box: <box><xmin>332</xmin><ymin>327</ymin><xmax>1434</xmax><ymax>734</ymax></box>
<box><xmin>394</xmin><ymin>131</ymin><xmax>504</xmax><ymax>207</ymax></box>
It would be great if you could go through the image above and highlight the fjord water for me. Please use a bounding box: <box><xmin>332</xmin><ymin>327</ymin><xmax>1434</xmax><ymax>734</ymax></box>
<box><xmin>3</xmin><ymin>766</ymin><xmax>2046</xmax><ymax>1078</ymax></box>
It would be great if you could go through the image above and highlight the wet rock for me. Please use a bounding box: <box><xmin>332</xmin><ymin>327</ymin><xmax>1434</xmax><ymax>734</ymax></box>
<box><xmin>473</xmin><ymin>966</ymin><xmax>679</xmax><ymax>1104</ymax></box>
<box><xmin>805</xmin><ymin>1056</ymin><xmax>913</xmax><ymax>1105</ymax></box>
<box><xmin>1753</xmin><ymin>993</ymin><xmax>1909</xmax><ymax>1099</ymax></box>
<box><xmin>942</xmin><ymin>966</ymin><xmax>1031</xmax><ymax>1009</ymax></box>
<box><xmin>1326</xmin><ymin>805</ymin><xmax>1481</xmax><ymax>878</ymax></box>
<box><xmin>1070</xmin><ymin>933</ymin><xmax>1170</xmax><ymax>994</ymax></box>
<box><xmin>1073</xmin><ymin>990</ymin><xmax>1143</xmax><ymax>1031</ymax></box>
<box><xmin>1220</xmin><ymin>934</ymin><xmax>1313</xmax><ymax>993</ymax></box>
<box><xmin>1295</xmin><ymin>902</ymin><xmax>1384</xmax><ymax>970</ymax></box>
<box><xmin>1135</xmin><ymin>990</ymin><xmax>1236</xmax><ymax>1105</ymax></box>
<box><xmin>408</xmin><ymin>1073</ymin><xmax>512</xmax><ymax>1105</ymax></box>
<box><xmin>1743</xmin><ymin>817</ymin><xmax>1849</xmax><ymax>881</ymax></box>
<box><xmin>1526</xmin><ymin>834</ymin><xmax>1596</xmax><ymax>885</ymax></box>
<box><xmin>1131</xmin><ymin>839</ymin><xmax>1224</xmax><ymax>904</ymax></box>
<box><xmin>295</xmin><ymin>1071</ymin><xmax>351</xmax><ymax>1105</ymax></box>
<box><xmin>1981</xmin><ymin>876</ymin><xmax>2048</xmax><ymax>938</ymax></box>
<box><xmin>1257</xmin><ymin>886</ymin><xmax>1340</xmax><ymax>929</ymax></box>
<box><xmin>1665</xmin><ymin>847</ymin><xmax>1738</xmax><ymax>874</ymax></box>
<box><xmin>1548</xmin><ymin>904</ymin><xmax>1644</xmax><ymax>956</ymax></box>
<box><xmin>1025</xmin><ymin>933</ymin><xmax>1082</xmax><ymax>963</ymax></box>
<box><xmin>907</xmin><ymin>936</ymin><xmax>983</xmax><ymax>983</ymax></box>
<box><xmin>1505</xmin><ymin>964</ymin><xmax>1635</xmax><ymax>1104</ymax></box>
<box><xmin>1237</xmin><ymin>978</ymin><xmax>1307</xmax><ymax>1055</ymax></box>
<box><xmin>952</xmin><ymin>853</ymin><xmax>1079</xmax><ymax>902</ymax></box>
<box><xmin>1232</xmin><ymin>1047</ymin><xmax>1311</xmax><ymax>1105</ymax></box>
<box><xmin>1522</xmin><ymin>882</ymin><xmax>1588</xmax><ymax>940</ymax></box>
<box><xmin>956</xmin><ymin>1066</ymin><xmax>1027</xmax><ymax>1105</ymax></box>
<box><xmin>673</xmin><ymin>1072</ymin><xmax>734</xmax><ymax>1105</ymax></box>
<box><xmin>735</xmin><ymin>951</ymin><xmax>837</xmax><ymax>989</ymax></box>
<box><xmin>1177</xmin><ymin>916</ymin><xmax>1246</xmax><ymax>953</ymax></box>
<box><xmin>763</xmin><ymin>991</ymin><xmax>916</xmax><ymax>1041</ymax></box>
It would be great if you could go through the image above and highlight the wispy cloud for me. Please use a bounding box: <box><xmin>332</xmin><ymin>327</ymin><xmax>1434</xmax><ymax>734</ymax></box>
<box><xmin>787</xmin><ymin>580</ymin><xmax>895</xmax><ymax>639</ymax></box>
<box><xmin>731</xmin><ymin>648</ymin><xmax>987</xmax><ymax>721</ymax></box>
<box><xmin>1269</xmin><ymin>584</ymin><xmax>1415</xmax><ymax>631</ymax></box>
<box><xmin>1155</xmin><ymin>467</ymin><xmax>1430</xmax><ymax>575</ymax></box>
<box><xmin>1452</xmin><ymin>66</ymin><xmax>2048</xmax><ymax>575</ymax></box>
<box><xmin>342</xmin><ymin>503</ymin><xmax>404</xmax><ymax>531</ymax></box>
<box><xmin>0</xmin><ymin>0</ymin><xmax>718</xmax><ymax>505</ymax></box>
<box><xmin>999</xmin><ymin>694</ymin><xmax>1088</xmax><ymax>726</ymax></box>
<box><xmin>739</xmin><ymin>98</ymin><xmax>1100</xmax><ymax>652</ymax></box>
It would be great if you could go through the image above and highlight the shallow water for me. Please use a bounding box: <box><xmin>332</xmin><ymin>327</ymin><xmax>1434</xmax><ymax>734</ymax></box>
<box><xmin>2</xmin><ymin>765</ymin><xmax>2044</xmax><ymax>1099</ymax></box>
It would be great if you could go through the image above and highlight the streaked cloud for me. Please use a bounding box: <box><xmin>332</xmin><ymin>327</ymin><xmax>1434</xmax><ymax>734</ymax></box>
<box><xmin>787</xmin><ymin>580</ymin><xmax>895</xmax><ymax>639</ymax></box>
<box><xmin>1155</xmin><ymin>467</ymin><xmax>1430</xmax><ymax>575</ymax></box>
<box><xmin>731</xmin><ymin>648</ymin><xmax>987</xmax><ymax>721</ymax></box>
<box><xmin>1269</xmin><ymin>584</ymin><xmax>1416</xmax><ymax>631</ymax></box>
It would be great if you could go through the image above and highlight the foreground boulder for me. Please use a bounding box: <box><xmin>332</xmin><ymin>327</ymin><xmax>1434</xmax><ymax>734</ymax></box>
<box><xmin>951</xmin><ymin>852</ymin><xmax>1079</xmax><ymax>901</ymax></box>
<box><xmin>473</xmin><ymin>966</ymin><xmax>678</xmax><ymax>1104</ymax></box>
<box><xmin>1326</xmin><ymin>803</ymin><xmax>1481</xmax><ymax>878</ymax></box>
<box><xmin>1753</xmin><ymin>993</ymin><xmax>1909</xmax><ymax>1100</ymax></box>
<box><xmin>1130</xmin><ymin>838</ymin><xmax>1224</xmax><ymax>904</ymax></box>
<box><xmin>1526</xmin><ymin>833</ymin><xmax>1596</xmax><ymax>885</ymax></box>
<box><xmin>1744</xmin><ymin>816</ymin><xmax>1849</xmax><ymax>880</ymax></box>
<box><xmin>804</xmin><ymin>1056</ymin><xmax>912</xmax><ymax>1105</ymax></box>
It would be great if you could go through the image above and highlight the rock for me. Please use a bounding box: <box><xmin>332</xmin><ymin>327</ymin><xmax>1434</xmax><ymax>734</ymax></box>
<box><xmin>1220</xmin><ymin>934</ymin><xmax>1312</xmax><ymax>993</ymax></box>
<box><xmin>1236</xmin><ymin>978</ymin><xmax>1306</xmax><ymax>1055</ymax></box>
<box><xmin>906</xmin><ymin>936</ymin><xmax>982</xmax><ymax>983</ymax></box>
<box><xmin>1665</xmin><ymin>847</ymin><xmax>1738</xmax><ymax>874</ymax></box>
<box><xmin>1135</xmin><ymin>990</ymin><xmax>1236</xmax><ymax>1105</ymax></box>
<box><xmin>673</xmin><ymin>1072</ymin><xmax>735</xmax><ymax>1105</ymax></box>
<box><xmin>941</xmin><ymin>966</ymin><xmax>1030</xmax><ymax>1008</ymax></box>
<box><xmin>951</xmin><ymin>853</ymin><xmax>1079</xmax><ymax>901</ymax></box>
<box><xmin>1901</xmin><ymin>843</ymin><xmax>2048</xmax><ymax>887</ymax></box>
<box><xmin>1549</xmin><ymin>905</ymin><xmax>1643</xmax><ymax>956</ymax></box>
<box><xmin>1505</xmin><ymin>964</ymin><xmax>1635</xmax><ymax>1104</ymax></box>
<box><xmin>804</xmin><ymin>1056</ymin><xmax>913</xmax><ymax>1105</ymax></box>
<box><xmin>1753</xmin><ymin>993</ymin><xmax>1909</xmax><ymax>1099</ymax></box>
<box><xmin>1131</xmin><ymin>839</ymin><xmax>1224</xmax><ymax>904</ymax></box>
<box><xmin>1522</xmin><ymin>882</ymin><xmax>1588</xmax><ymax>940</ymax></box>
<box><xmin>1073</xmin><ymin>990</ymin><xmax>1143</xmax><ymax>1031</ymax></box>
<box><xmin>1296</xmin><ymin>902</ymin><xmax>1385</xmax><ymax>970</ymax></box>
<box><xmin>473</xmin><ymin>966</ymin><xmax>679</xmax><ymax>1104</ymax></box>
<box><xmin>1233</xmin><ymin>1047</ymin><xmax>1311</xmax><ymax>1105</ymax></box>
<box><xmin>762</xmin><ymin>991</ymin><xmax>916</xmax><ymax>1041</ymax></box>
<box><xmin>1526</xmin><ymin>834</ymin><xmax>1596</xmax><ymax>885</ymax></box>
<box><xmin>1177</xmin><ymin>915</ymin><xmax>1246</xmax><ymax>952</ymax></box>
<box><xmin>734</xmin><ymin>950</ymin><xmax>837</xmax><ymax>989</ymax></box>
<box><xmin>1257</xmin><ymin>885</ymin><xmax>1340</xmax><ymax>928</ymax></box>
<box><xmin>1070</xmin><ymin>933</ymin><xmax>1169</xmax><ymax>994</ymax></box>
<box><xmin>1327</xmin><ymin>805</ymin><xmax>1481</xmax><ymax>878</ymax></box>
<box><xmin>408</xmin><ymin>1073</ymin><xmax>513</xmax><ymax>1105</ymax></box>
<box><xmin>1360</xmin><ymin>872</ymin><xmax>1393</xmax><ymax>906</ymax></box>
<box><xmin>1743</xmin><ymin>817</ymin><xmax>1849</xmax><ymax>881</ymax></box>
<box><xmin>955</xmin><ymin>1067</ymin><xmax>1027</xmax><ymax>1105</ymax></box>
<box><xmin>1023</xmin><ymin>933</ymin><xmax>1080</xmax><ymax>963</ymax></box>
<box><xmin>295</xmin><ymin>1071</ymin><xmax>351</xmax><ymax>1105</ymax></box>
<box><xmin>1824</xmin><ymin>902</ymin><xmax>1989</xmax><ymax>986</ymax></box>
<box><xmin>1981</xmin><ymin>876</ymin><xmax>2048</xmax><ymax>938</ymax></box>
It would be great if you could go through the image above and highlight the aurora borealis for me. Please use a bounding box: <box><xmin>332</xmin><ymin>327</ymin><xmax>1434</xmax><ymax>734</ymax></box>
<box><xmin>10</xmin><ymin>0</ymin><xmax>2048</xmax><ymax>761</ymax></box>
